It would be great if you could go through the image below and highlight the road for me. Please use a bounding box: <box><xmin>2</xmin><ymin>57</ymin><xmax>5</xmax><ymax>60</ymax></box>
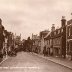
<box><xmin>0</xmin><ymin>52</ymin><xmax>72</xmax><ymax>72</ymax></box>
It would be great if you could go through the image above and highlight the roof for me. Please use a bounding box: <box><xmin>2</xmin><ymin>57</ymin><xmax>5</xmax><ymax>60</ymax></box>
<box><xmin>44</xmin><ymin>32</ymin><xmax>51</xmax><ymax>39</ymax></box>
<box><xmin>44</xmin><ymin>26</ymin><xmax>65</xmax><ymax>40</ymax></box>
<box><xmin>40</xmin><ymin>30</ymin><xmax>50</xmax><ymax>38</ymax></box>
<box><xmin>67</xmin><ymin>19</ymin><xmax>72</xmax><ymax>25</ymax></box>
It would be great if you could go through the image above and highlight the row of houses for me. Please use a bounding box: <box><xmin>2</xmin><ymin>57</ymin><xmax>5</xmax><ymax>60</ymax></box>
<box><xmin>0</xmin><ymin>18</ymin><xmax>22</xmax><ymax>58</ymax></box>
<box><xmin>44</xmin><ymin>16</ymin><xmax>66</xmax><ymax>58</ymax></box>
<box><xmin>31</xmin><ymin>15</ymin><xmax>72</xmax><ymax>60</ymax></box>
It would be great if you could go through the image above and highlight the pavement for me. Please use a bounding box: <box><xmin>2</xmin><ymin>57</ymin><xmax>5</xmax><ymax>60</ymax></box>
<box><xmin>0</xmin><ymin>55</ymin><xmax>8</xmax><ymax>65</ymax></box>
<box><xmin>32</xmin><ymin>52</ymin><xmax>72</xmax><ymax>70</ymax></box>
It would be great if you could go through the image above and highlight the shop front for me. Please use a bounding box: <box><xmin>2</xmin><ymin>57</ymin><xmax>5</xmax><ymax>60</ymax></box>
<box><xmin>53</xmin><ymin>45</ymin><xmax>61</xmax><ymax>57</ymax></box>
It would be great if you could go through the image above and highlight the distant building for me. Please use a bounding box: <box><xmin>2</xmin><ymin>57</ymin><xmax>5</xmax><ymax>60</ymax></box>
<box><xmin>15</xmin><ymin>35</ymin><xmax>21</xmax><ymax>45</ymax></box>
<box><xmin>39</xmin><ymin>30</ymin><xmax>50</xmax><ymax>54</ymax></box>
<box><xmin>32</xmin><ymin>34</ymin><xmax>40</xmax><ymax>53</ymax></box>
<box><xmin>22</xmin><ymin>39</ymin><xmax>25</xmax><ymax>43</ymax></box>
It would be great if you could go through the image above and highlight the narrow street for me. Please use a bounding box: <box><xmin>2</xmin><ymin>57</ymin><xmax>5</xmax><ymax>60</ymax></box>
<box><xmin>0</xmin><ymin>52</ymin><xmax>72</xmax><ymax>72</ymax></box>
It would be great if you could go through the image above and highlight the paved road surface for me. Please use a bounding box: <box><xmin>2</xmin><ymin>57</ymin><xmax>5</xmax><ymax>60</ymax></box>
<box><xmin>0</xmin><ymin>52</ymin><xmax>72</xmax><ymax>72</ymax></box>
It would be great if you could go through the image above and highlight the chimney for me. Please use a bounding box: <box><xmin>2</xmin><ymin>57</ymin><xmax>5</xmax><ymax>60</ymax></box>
<box><xmin>61</xmin><ymin>16</ymin><xmax>66</xmax><ymax>27</ymax></box>
<box><xmin>71</xmin><ymin>13</ymin><xmax>72</xmax><ymax>19</ymax></box>
<box><xmin>51</xmin><ymin>24</ymin><xmax>55</xmax><ymax>32</ymax></box>
<box><xmin>32</xmin><ymin>33</ymin><xmax>33</xmax><ymax>40</ymax></box>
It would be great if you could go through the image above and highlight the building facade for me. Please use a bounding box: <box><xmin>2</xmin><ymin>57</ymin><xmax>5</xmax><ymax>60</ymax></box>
<box><xmin>44</xmin><ymin>32</ymin><xmax>53</xmax><ymax>56</ymax></box>
<box><xmin>44</xmin><ymin>16</ymin><xmax>66</xmax><ymax>57</ymax></box>
<box><xmin>32</xmin><ymin>34</ymin><xmax>41</xmax><ymax>53</ymax></box>
<box><xmin>66</xmin><ymin>19</ymin><xmax>72</xmax><ymax>59</ymax></box>
<box><xmin>40</xmin><ymin>30</ymin><xmax>50</xmax><ymax>54</ymax></box>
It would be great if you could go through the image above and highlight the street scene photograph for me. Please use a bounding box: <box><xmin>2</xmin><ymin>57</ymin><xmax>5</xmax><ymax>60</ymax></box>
<box><xmin>0</xmin><ymin>0</ymin><xmax>72</xmax><ymax>72</ymax></box>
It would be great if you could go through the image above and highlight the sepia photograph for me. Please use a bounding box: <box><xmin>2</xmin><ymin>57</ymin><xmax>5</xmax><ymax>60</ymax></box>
<box><xmin>0</xmin><ymin>0</ymin><xmax>72</xmax><ymax>72</ymax></box>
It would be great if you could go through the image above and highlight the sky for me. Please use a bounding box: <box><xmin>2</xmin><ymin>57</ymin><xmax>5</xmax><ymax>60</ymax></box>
<box><xmin>0</xmin><ymin>0</ymin><xmax>72</xmax><ymax>39</ymax></box>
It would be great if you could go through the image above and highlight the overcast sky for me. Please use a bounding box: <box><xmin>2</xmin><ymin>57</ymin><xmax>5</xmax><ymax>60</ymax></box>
<box><xmin>0</xmin><ymin>0</ymin><xmax>72</xmax><ymax>39</ymax></box>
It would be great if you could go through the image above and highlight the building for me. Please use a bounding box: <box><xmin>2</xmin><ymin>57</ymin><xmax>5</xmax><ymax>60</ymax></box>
<box><xmin>15</xmin><ymin>35</ymin><xmax>21</xmax><ymax>45</ymax></box>
<box><xmin>44</xmin><ymin>24</ymin><xmax>55</xmax><ymax>56</ymax></box>
<box><xmin>44</xmin><ymin>16</ymin><xmax>66</xmax><ymax>57</ymax></box>
<box><xmin>44</xmin><ymin>32</ymin><xmax>52</xmax><ymax>56</ymax></box>
<box><xmin>32</xmin><ymin>34</ymin><xmax>41</xmax><ymax>53</ymax></box>
<box><xmin>39</xmin><ymin>30</ymin><xmax>50</xmax><ymax>54</ymax></box>
<box><xmin>66</xmin><ymin>18</ymin><xmax>72</xmax><ymax>59</ymax></box>
<box><xmin>53</xmin><ymin>16</ymin><xmax>66</xmax><ymax>58</ymax></box>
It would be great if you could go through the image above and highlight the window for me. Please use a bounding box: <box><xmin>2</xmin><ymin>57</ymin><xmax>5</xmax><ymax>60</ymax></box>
<box><xmin>58</xmin><ymin>30</ymin><xmax>60</xmax><ymax>34</ymax></box>
<box><xmin>69</xmin><ymin>27</ymin><xmax>70</xmax><ymax>36</ymax></box>
<box><xmin>53</xmin><ymin>39</ymin><xmax>55</xmax><ymax>45</ymax></box>
<box><xmin>70</xmin><ymin>26</ymin><xmax>72</xmax><ymax>35</ymax></box>
<box><xmin>54</xmin><ymin>31</ymin><xmax>56</xmax><ymax>35</ymax></box>
<box><xmin>61</xmin><ymin>29</ymin><xmax>63</xmax><ymax>32</ymax></box>
<box><xmin>50</xmin><ymin>39</ymin><xmax>52</xmax><ymax>45</ymax></box>
<box><xmin>47</xmin><ymin>40</ymin><xmax>49</xmax><ymax>45</ymax></box>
